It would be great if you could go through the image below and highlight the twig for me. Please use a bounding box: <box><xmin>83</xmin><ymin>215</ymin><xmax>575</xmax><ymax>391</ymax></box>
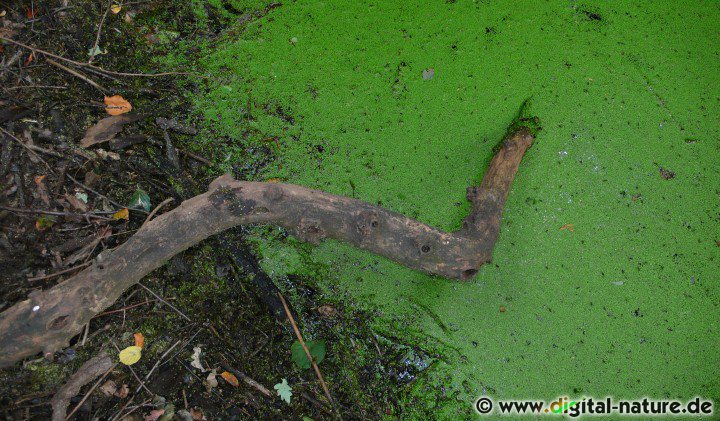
<box><xmin>4</xmin><ymin>85</ymin><xmax>68</xmax><ymax>90</ymax></box>
<box><xmin>46</xmin><ymin>58</ymin><xmax>107</xmax><ymax>93</ymax></box>
<box><xmin>53</xmin><ymin>352</ymin><xmax>116</xmax><ymax>421</ymax></box>
<box><xmin>278</xmin><ymin>293</ymin><xmax>342</xmax><ymax>420</ymax></box>
<box><xmin>94</xmin><ymin>299</ymin><xmax>160</xmax><ymax>317</ymax></box>
<box><xmin>0</xmin><ymin>205</ymin><xmax>112</xmax><ymax>221</ymax></box>
<box><xmin>88</xmin><ymin>0</ymin><xmax>113</xmax><ymax>65</ymax></box>
<box><xmin>27</xmin><ymin>262</ymin><xmax>92</xmax><ymax>282</ymax></box>
<box><xmin>137</xmin><ymin>282</ymin><xmax>191</xmax><ymax>321</ymax></box>
<box><xmin>141</xmin><ymin>197</ymin><xmax>174</xmax><ymax>228</ymax></box>
<box><xmin>0</xmin><ymin>36</ymin><xmax>206</xmax><ymax>78</ymax></box>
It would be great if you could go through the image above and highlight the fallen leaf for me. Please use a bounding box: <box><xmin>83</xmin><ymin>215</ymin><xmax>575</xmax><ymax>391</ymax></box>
<box><xmin>134</xmin><ymin>332</ymin><xmax>144</xmax><ymax>348</ymax></box>
<box><xmin>205</xmin><ymin>369</ymin><xmax>218</xmax><ymax>393</ymax></box>
<box><xmin>88</xmin><ymin>45</ymin><xmax>108</xmax><ymax>59</ymax></box>
<box><xmin>189</xmin><ymin>408</ymin><xmax>205</xmax><ymax>420</ymax></box>
<box><xmin>499</xmin><ymin>306</ymin><xmax>506</xmax><ymax>313</ymax></box>
<box><xmin>100</xmin><ymin>379</ymin><xmax>118</xmax><ymax>396</ymax></box>
<box><xmin>34</xmin><ymin>175</ymin><xmax>50</xmax><ymax>206</ymax></box>
<box><xmin>65</xmin><ymin>193</ymin><xmax>88</xmax><ymax>212</ymax></box>
<box><xmin>75</xmin><ymin>192</ymin><xmax>89</xmax><ymax>203</ymax></box>
<box><xmin>559</xmin><ymin>223</ymin><xmax>575</xmax><ymax>232</ymax></box>
<box><xmin>265</xmin><ymin>178</ymin><xmax>281</xmax><ymax>183</ymax></box>
<box><xmin>129</xmin><ymin>189</ymin><xmax>152</xmax><ymax>212</ymax></box>
<box><xmin>26</xmin><ymin>7</ymin><xmax>38</xmax><ymax>18</ymax></box>
<box><xmin>189</xmin><ymin>346</ymin><xmax>205</xmax><ymax>371</ymax></box>
<box><xmin>422</xmin><ymin>68</ymin><xmax>435</xmax><ymax>80</ymax></box>
<box><xmin>113</xmin><ymin>208</ymin><xmax>130</xmax><ymax>220</ymax></box>
<box><xmin>0</xmin><ymin>10</ymin><xmax>6</xmax><ymax>17</ymax></box>
<box><xmin>291</xmin><ymin>340</ymin><xmax>326</xmax><ymax>370</ymax></box>
<box><xmin>104</xmin><ymin>95</ymin><xmax>133</xmax><ymax>116</ymax></box>
<box><xmin>220</xmin><ymin>371</ymin><xmax>239</xmax><ymax>387</ymax></box>
<box><xmin>317</xmin><ymin>305</ymin><xmax>337</xmax><ymax>318</ymax></box>
<box><xmin>24</xmin><ymin>52</ymin><xmax>34</xmax><ymax>66</ymax></box>
<box><xmin>274</xmin><ymin>378</ymin><xmax>292</xmax><ymax>404</ymax></box>
<box><xmin>110</xmin><ymin>4</ymin><xmax>122</xmax><ymax>14</ymax></box>
<box><xmin>145</xmin><ymin>409</ymin><xmax>165</xmax><ymax>421</ymax></box>
<box><xmin>96</xmin><ymin>148</ymin><xmax>121</xmax><ymax>160</ymax></box>
<box><xmin>35</xmin><ymin>215</ymin><xmax>56</xmax><ymax>231</ymax></box>
<box><xmin>119</xmin><ymin>345</ymin><xmax>142</xmax><ymax>365</ymax></box>
<box><xmin>81</xmin><ymin>114</ymin><xmax>143</xmax><ymax>147</ymax></box>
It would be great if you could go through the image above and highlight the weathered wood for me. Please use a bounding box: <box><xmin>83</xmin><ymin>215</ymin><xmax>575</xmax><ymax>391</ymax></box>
<box><xmin>0</xmin><ymin>123</ymin><xmax>537</xmax><ymax>368</ymax></box>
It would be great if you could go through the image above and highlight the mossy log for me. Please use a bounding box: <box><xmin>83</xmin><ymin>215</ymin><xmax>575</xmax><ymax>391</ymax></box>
<box><xmin>0</xmin><ymin>120</ymin><xmax>538</xmax><ymax>367</ymax></box>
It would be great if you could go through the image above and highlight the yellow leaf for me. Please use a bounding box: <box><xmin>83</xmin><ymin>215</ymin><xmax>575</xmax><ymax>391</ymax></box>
<box><xmin>113</xmin><ymin>208</ymin><xmax>129</xmax><ymax>220</ymax></box>
<box><xmin>265</xmin><ymin>178</ymin><xmax>280</xmax><ymax>183</ymax></box>
<box><xmin>110</xmin><ymin>4</ymin><xmax>121</xmax><ymax>14</ymax></box>
<box><xmin>220</xmin><ymin>371</ymin><xmax>239</xmax><ymax>387</ymax></box>
<box><xmin>134</xmin><ymin>332</ymin><xmax>144</xmax><ymax>348</ymax></box>
<box><xmin>104</xmin><ymin>95</ymin><xmax>132</xmax><ymax>116</ymax></box>
<box><xmin>119</xmin><ymin>345</ymin><xmax>142</xmax><ymax>365</ymax></box>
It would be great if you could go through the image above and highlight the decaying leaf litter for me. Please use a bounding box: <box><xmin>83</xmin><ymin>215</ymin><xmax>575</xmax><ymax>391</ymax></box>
<box><xmin>0</xmin><ymin>1</ymin><xmax>440</xmax><ymax>419</ymax></box>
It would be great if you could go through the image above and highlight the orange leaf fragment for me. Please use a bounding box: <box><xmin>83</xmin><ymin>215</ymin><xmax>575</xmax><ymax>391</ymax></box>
<box><xmin>134</xmin><ymin>332</ymin><xmax>144</xmax><ymax>348</ymax></box>
<box><xmin>220</xmin><ymin>371</ymin><xmax>239</xmax><ymax>387</ymax></box>
<box><xmin>113</xmin><ymin>208</ymin><xmax>130</xmax><ymax>220</ymax></box>
<box><xmin>559</xmin><ymin>223</ymin><xmax>575</xmax><ymax>232</ymax></box>
<box><xmin>104</xmin><ymin>95</ymin><xmax>132</xmax><ymax>116</ymax></box>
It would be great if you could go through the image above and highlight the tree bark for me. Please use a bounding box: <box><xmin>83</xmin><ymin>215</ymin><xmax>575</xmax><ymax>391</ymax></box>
<box><xmin>0</xmin><ymin>124</ymin><xmax>537</xmax><ymax>368</ymax></box>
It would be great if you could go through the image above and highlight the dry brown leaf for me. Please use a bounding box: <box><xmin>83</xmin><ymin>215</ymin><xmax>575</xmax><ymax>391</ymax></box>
<box><xmin>220</xmin><ymin>371</ymin><xmax>239</xmax><ymax>387</ymax></box>
<box><xmin>190</xmin><ymin>408</ymin><xmax>205</xmax><ymax>420</ymax></box>
<box><xmin>104</xmin><ymin>95</ymin><xmax>133</xmax><ymax>116</ymax></box>
<box><xmin>134</xmin><ymin>332</ymin><xmax>144</xmax><ymax>348</ymax></box>
<box><xmin>99</xmin><ymin>380</ymin><xmax>117</xmax><ymax>396</ymax></box>
<box><xmin>317</xmin><ymin>305</ymin><xmax>338</xmax><ymax>318</ymax></box>
<box><xmin>65</xmin><ymin>193</ymin><xmax>88</xmax><ymax>212</ymax></box>
<box><xmin>34</xmin><ymin>175</ymin><xmax>50</xmax><ymax>206</ymax></box>
<box><xmin>559</xmin><ymin>223</ymin><xmax>575</xmax><ymax>232</ymax></box>
<box><xmin>81</xmin><ymin>114</ymin><xmax>143</xmax><ymax>148</ymax></box>
<box><xmin>113</xmin><ymin>208</ymin><xmax>129</xmax><ymax>220</ymax></box>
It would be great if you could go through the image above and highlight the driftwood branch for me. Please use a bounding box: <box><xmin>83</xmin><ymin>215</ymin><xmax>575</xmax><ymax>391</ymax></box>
<box><xmin>0</xmin><ymin>121</ymin><xmax>538</xmax><ymax>368</ymax></box>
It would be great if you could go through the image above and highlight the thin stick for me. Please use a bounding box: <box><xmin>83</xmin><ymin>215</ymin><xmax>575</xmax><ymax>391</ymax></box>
<box><xmin>278</xmin><ymin>293</ymin><xmax>342</xmax><ymax>420</ymax></box>
<box><xmin>0</xmin><ymin>205</ymin><xmax>112</xmax><ymax>221</ymax></box>
<box><xmin>0</xmin><ymin>36</ymin><xmax>205</xmax><ymax>78</ymax></box>
<box><xmin>64</xmin><ymin>362</ymin><xmax>117</xmax><ymax>421</ymax></box>
<box><xmin>141</xmin><ymin>198</ymin><xmax>174</xmax><ymax>228</ymax></box>
<box><xmin>137</xmin><ymin>282</ymin><xmax>191</xmax><ymax>321</ymax></box>
<box><xmin>27</xmin><ymin>262</ymin><xmax>93</xmax><ymax>282</ymax></box>
<box><xmin>46</xmin><ymin>58</ymin><xmax>107</xmax><ymax>93</ymax></box>
<box><xmin>88</xmin><ymin>0</ymin><xmax>113</xmax><ymax>65</ymax></box>
<box><xmin>4</xmin><ymin>85</ymin><xmax>68</xmax><ymax>90</ymax></box>
<box><xmin>94</xmin><ymin>299</ymin><xmax>160</xmax><ymax>317</ymax></box>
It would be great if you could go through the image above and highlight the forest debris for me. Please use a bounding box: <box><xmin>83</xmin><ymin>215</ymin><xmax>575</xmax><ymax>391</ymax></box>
<box><xmin>559</xmin><ymin>223</ymin><xmax>575</xmax><ymax>232</ymax></box>
<box><xmin>205</xmin><ymin>369</ymin><xmax>218</xmax><ymax>393</ymax></box>
<box><xmin>81</xmin><ymin>114</ymin><xmax>143</xmax><ymax>147</ymax></box>
<box><xmin>64</xmin><ymin>193</ymin><xmax>88</xmax><ymax>212</ymax></box>
<box><xmin>113</xmin><ymin>208</ymin><xmax>130</xmax><ymax>220</ymax></box>
<box><xmin>0</xmin><ymin>122</ymin><xmax>539</xmax><ymax>368</ymax></box>
<box><xmin>273</xmin><ymin>379</ymin><xmax>292</xmax><ymax>404</ymax></box>
<box><xmin>119</xmin><ymin>345</ymin><xmax>142</xmax><ymax>365</ymax></box>
<box><xmin>220</xmin><ymin>371</ymin><xmax>239</xmax><ymax>387</ymax></box>
<box><xmin>659</xmin><ymin>167</ymin><xmax>675</xmax><ymax>180</ymax></box>
<box><xmin>134</xmin><ymin>332</ymin><xmax>145</xmax><ymax>348</ymax></box>
<box><xmin>50</xmin><ymin>351</ymin><xmax>114</xmax><ymax>421</ymax></box>
<box><xmin>190</xmin><ymin>346</ymin><xmax>205</xmax><ymax>371</ymax></box>
<box><xmin>104</xmin><ymin>95</ymin><xmax>132</xmax><ymax>115</ymax></box>
<box><xmin>34</xmin><ymin>175</ymin><xmax>51</xmax><ymax>206</ymax></box>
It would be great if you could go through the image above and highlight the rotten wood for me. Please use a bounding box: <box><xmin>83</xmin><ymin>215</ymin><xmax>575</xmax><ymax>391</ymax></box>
<box><xmin>0</xmin><ymin>123</ymin><xmax>537</xmax><ymax>368</ymax></box>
